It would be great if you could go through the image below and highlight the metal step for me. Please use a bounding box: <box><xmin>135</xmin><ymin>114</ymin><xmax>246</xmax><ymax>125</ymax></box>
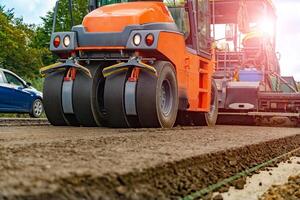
<box><xmin>219</xmin><ymin>112</ymin><xmax>300</xmax><ymax>118</ymax></box>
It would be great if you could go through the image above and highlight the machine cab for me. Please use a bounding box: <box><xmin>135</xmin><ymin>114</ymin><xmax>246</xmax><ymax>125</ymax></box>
<box><xmin>165</xmin><ymin>0</ymin><xmax>211</xmax><ymax>56</ymax></box>
<box><xmin>88</xmin><ymin>0</ymin><xmax>211</xmax><ymax>56</ymax></box>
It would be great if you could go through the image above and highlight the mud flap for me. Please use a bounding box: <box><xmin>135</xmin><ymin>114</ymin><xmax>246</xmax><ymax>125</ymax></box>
<box><xmin>125</xmin><ymin>81</ymin><xmax>137</xmax><ymax>116</ymax></box>
<box><xmin>62</xmin><ymin>80</ymin><xmax>74</xmax><ymax>114</ymax></box>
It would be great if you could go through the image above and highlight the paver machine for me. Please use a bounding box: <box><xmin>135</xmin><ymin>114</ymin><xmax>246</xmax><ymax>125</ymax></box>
<box><xmin>41</xmin><ymin>0</ymin><xmax>218</xmax><ymax>128</ymax></box>
<box><xmin>210</xmin><ymin>0</ymin><xmax>300</xmax><ymax>125</ymax></box>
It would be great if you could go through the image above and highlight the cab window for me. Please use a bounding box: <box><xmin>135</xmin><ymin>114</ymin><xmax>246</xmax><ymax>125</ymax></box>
<box><xmin>164</xmin><ymin>0</ymin><xmax>190</xmax><ymax>39</ymax></box>
<box><xmin>96</xmin><ymin>0</ymin><xmax>126</xmax><ymax>7</ymax></box>
<box><xmin>4</xmin><ymin>72</ymin><xmax>24</xmax><ymax>87</ymax></box>
<box><xmin>197</xmin><ymin>0</ymin><xmax>210</xmax><ymax>52</ymax></box>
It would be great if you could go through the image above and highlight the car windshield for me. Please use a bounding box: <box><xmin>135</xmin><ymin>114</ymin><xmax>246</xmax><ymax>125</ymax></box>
<box><xmin>4</xmin><ymin>72</ymin><xmax>24</xmax><ymax>87</ymax></box>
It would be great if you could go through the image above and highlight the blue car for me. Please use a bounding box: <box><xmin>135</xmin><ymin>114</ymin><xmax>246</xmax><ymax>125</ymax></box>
<box><xmin>0</xmin><ymin>68</ymin><xmax>43</xmax><ymax>118</ymax></box>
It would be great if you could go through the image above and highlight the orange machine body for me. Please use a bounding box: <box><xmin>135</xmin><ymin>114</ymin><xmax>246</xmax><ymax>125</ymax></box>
<box><xmin>76</xmin><ymin>2</ymin><xmax>213</xmax><ymax>113</ymax></box>
<box><xmin>154</xmin><ymin>32</ymin><xmax>213</xmax><ymax>112</ymax></box>
<box><xmin>83</xmin><ymin>2</ymin><xmax>173</xmax><ymax>33</ymax></box>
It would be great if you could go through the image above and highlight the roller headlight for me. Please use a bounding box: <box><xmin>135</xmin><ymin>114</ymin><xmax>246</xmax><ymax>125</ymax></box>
<box><xmin>133</xmin><ymin>33</ymin><xmax>141</xmax><ymax>46</ymax></box>
<box><xmin>63</xmin><ymin>35</ymin><xmax>71</xmax><ymax>47</ymax></box>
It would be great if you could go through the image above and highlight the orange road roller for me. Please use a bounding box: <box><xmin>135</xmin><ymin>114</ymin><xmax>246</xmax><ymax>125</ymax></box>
<box><xmin>41</xmin><ymin>0</ymin><xmax>218</xmax><ymax>128</ymax></box>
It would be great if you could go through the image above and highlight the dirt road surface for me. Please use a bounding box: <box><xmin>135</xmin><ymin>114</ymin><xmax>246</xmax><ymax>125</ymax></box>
<box><xmin>215</xmin><ymin>157</ymin><xmax>300</xmax><ymax>200</ymax></box>
<box><xmin>260</xmin><ymin>172</ymin><xmax>300</xmax><ymax>200</ymax></box>
<box><xmin>0</xmin><ymin>118</ymin><xmax>49</xmax><ymax>126</ymax></box>
<box><xmin>0</xmin><ymin>125</ymin><xmax>299</xmax><ymax>199</ymax></box>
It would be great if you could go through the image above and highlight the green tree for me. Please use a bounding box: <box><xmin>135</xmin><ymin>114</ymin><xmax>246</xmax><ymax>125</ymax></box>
<box><xmin>36</xmin><ymin>0</ymin><xmax>88</xmax><ymax>46</ymax></box>
<box><xmin>0</xmin><ymin>6</ymin><xmax>43</xmax><ymax>78</ymax></box>
<box><xmin>32</xmin><ymin>0</ymin><xmax>89</xmax><ymax>66</ymax></box>
<box><xmin>0</xmin><ymin>0</ymin><xmax>89</xmax><ymax>79</ymax></box>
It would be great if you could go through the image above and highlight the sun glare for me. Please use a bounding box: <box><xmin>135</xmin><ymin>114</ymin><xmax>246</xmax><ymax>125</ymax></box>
<box><xmin>258</xmin><ymin>18</ymin><xmax>275</xmax><ymax>36</ymax></box>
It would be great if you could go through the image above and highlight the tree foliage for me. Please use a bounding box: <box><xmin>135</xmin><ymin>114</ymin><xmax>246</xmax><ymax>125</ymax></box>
<box><xmin>36</xmin><ymin>0</ymin><xmax>88</xmax><ymax>49</ymax></box>
<box><xmin>0</xmin><ymin>0</ymin><xmax>89</xmax><ymax>78</ymax></box>
<box><xmin>0</xmin><ymin>6</ymin><xmax>44</xmax><ymax>78</ymax></box>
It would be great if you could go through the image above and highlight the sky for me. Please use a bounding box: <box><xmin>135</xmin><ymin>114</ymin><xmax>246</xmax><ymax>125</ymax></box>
<box><xmin>273</xmin><ymin>0</ymin><xmax>300</xmax><ymax>80</ymax></box>
<box><xmin>1</xmin><ymin>0</ymin><xmax>300</xmax><ymax>80</ymax></box>
<box><xmin>1</xmin><ymin>0</ymin><xmax>56</xmax><ymax>24</ymax></box>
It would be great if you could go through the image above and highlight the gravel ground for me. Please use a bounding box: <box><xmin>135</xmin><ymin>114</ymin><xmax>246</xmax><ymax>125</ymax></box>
<box><xmin>260</xmin><ymin>172</ymin><xmax>300</xmax><ymax>200</ymax></box>
<box><xmin>0</xmin><ymin>125</ymin><xmax>299</xmax><ymax>199</ymax></box>
<box><xmin>0</xmin><ymin>118</ymin><xmax>49</xmax><ymax>126</ymax></box>
<box><xmin>213</xmin><ymin>157</ymin><xmax>300</xmax><ymax>200</ymax></box>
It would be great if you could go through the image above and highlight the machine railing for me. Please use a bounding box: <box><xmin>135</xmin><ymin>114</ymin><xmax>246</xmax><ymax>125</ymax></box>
<box><xmin>215</xmin><ymin>51</ymin><xmax>243</xmax><ymax>72</ymax></box>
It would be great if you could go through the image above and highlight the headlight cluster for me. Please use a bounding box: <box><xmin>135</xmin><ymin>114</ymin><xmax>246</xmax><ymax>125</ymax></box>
<box><xmin>53</xmin><ymin>35</ymin><xmax>71</xmax><ymax>48</ymax></box>
<box><xmin>133</xmin><ymin>33</ymin><xmax>155</xmax><ymax>46</ymax></box>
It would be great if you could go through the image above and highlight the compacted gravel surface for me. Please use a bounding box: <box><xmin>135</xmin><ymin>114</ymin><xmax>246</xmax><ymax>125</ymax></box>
<box><xmin>260</xmin><ymin>173</ymin><xmax>300</xmax><ymax>200</ymax></box>
<box><xmin>0</xmin><ymin>125</ymin><xmax>299</xmax><ymax>199</ymax></box>
<box><xmin>0</xmin><ymin>118</ymin><xmax>49</xmax><ymax>126</ymax></box>
<box><xmin>213</xmin><ymin>157</ymin><xmax>300</xmax><ymax>200</ymax></box>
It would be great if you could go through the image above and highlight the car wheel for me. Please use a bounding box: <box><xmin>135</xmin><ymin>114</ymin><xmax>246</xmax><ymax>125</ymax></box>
<box><xmin>30</xmin><ymin>99</ymin><xmax>44</xmax><ymax>118</ymax></box>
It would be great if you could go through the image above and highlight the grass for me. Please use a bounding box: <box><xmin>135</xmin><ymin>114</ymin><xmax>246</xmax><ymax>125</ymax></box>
<box><xmin>27</xmin><ymin>77</ymin><xmax>44</xmax><ymax>92</ymax></box>
<box><xmin>0</xmin><ymin>113</ymin><xmax>30</xmax><ymax>118</ymax></box>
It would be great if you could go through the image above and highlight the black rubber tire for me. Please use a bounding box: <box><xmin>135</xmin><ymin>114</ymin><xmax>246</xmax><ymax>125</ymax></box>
<box><xmin>137</xmin><ymin>61</ymin><xmax>178</xmax><ymax>128</ymax></box>
<box><xmin>43</xmin><ymin>71</ymin><xmax>79</xmax><ymax>126</ymax></box>
<box><xmin>104</xmin><ymin>71</ymin><xmax>129</xmax><ymax>128</ymax></box>
<box><xmin>73</xmin><ymin>65</ymin><xmax>106</xmax><ymax>127</ymax></box>
<box><xmin>193</xmin><ymin>80</ymin><xmax>219</xmax><ymax>126</ymax></box>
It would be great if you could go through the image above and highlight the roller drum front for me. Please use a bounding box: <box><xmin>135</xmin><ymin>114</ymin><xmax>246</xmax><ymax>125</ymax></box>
<box><xmin>43</xmin><ymin>71</ymin><xmax>79</xmax><ymax>126</ymax></box>
<box><xmin>104</xmin><ymin>71</ymin><xmax>130</xmax><ymax>128</ymax></box>
<box><xmin>73</xmin><ymin>65</ymin><xmax>106</xmax><ymax>127</ymax></box>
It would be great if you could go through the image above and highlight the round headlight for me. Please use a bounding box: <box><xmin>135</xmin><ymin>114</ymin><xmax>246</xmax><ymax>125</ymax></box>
<box><xmin>63</xmin><ymin>35</ymin><xmax>71</xmax><ymax>47</ymax></box>
<box><xmin>133</xmin><ymin>33</ymin><xmax>141</xmax><ymax>46</ymax></box>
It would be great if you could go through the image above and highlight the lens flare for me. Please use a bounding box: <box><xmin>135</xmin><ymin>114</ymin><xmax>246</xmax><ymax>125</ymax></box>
<box><xmin>258</xmin><ymin>18</ymin><xmax>274</xmax><ymax>36</ymax></box>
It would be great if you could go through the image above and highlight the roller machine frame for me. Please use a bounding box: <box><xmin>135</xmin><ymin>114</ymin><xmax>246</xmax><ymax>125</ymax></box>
<box><xmin>41</xmin><ymin>0</ymin><xmax>219</xmax><ymax>128</ymax></box>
